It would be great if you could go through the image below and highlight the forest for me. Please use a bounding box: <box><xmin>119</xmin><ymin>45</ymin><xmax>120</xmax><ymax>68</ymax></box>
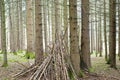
<box><xmin>0</xmin><ymin>0</ymin><xmax>120</xmax><ymax>80</ymax></box>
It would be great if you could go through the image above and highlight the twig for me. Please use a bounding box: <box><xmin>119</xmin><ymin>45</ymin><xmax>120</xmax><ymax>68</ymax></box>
<box><xmin>14</xmin><ymin>61</ymin><xmax>28</xmax><ymax>68</ymax></box>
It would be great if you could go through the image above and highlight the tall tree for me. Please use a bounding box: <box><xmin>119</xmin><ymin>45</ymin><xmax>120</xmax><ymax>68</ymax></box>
<box><xmin>104</xmin><ymin>0</ymin><xmax>108</xmax><ymax>61</ymax></box>
<box><xmin>54</xmin><ymin>0</ymin><xmax>61</xmax><ymax>42</ymax></box>
<box><xmin>69</xmin><ymin>0</ymin><xmax>80</xmax><ymax>75</ymax></box>
<box><xmin>9</xmin><ymin>0</ymin><xmax>15</xmax><ymax>52</ymax></box>
<box><xmin>16</xmin><ymin>0</ymin><xmax>20</xmax><ymax>50</ymax></box>
<box><xmin>81</xmin><ymin>0</ymin><xmax>91</xmax><ymax>70</ymax></box>
<box><xmin>118</xmin><ymin>0</ymin><xmax>120</xmax><ymax>60</ymax></box>
<box><xmin>19</xmin><ymin>0</ymin><xmax>23</xmax><ymax>50</ymax></box>
<box><xmin>26</xmin><ymin>0</ymin><xmax>33</xmax><ymax>57</ymax></box>
<box><xmin>63</xmin><ymin>0</ymin><xmax>69</xmax><ymax>51</ymax></box>
<box><xmin>0</xmin><ymin>0</ymin><xmax>1</xmax><ymax>50</ymax></box>
<box><xmin>95</xmin><ymin>0</ymin><xmax>98</xmax><ymax>56</ymax></box>
<box><xmin>52</xmin><ymin>0</ymin><xmax>55</xmax><ymax>43</ymax></box>
<box><xmin>35</xmin><ymin>0</ymin><xmax>43</xmax><ymax>64</ymax></box>
<box><xmin>98</xmin><ymin>4</ymin><xmax>102</xmax><ymax>57</ymax></box>
<box><xmin>1</xmin><ymin>0</ymin><xmax>8</xmax><ymax>67</ymax></box>
<box><xmin>108</xmin><ymin>0</ymin><xmax>116</xmax><ymax>68</ymax></box>
<box><xmin>43</xmin><ymin>0</ymin><xmax>48</xmax><ymax>53</ymax></box>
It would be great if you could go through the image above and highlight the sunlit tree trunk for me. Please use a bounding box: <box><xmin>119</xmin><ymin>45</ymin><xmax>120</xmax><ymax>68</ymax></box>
<box><xmin>1</xmin><ymin>0</ymin><xmax>8</xmax><ymax>67</ymax></box>
<box><xmin>69</xmin><ymin>0</ymin><xmax>80</xmax><ymax>75</ymax></box>
<box><xmin>43</xmin><ymin>0</ymin><xmax>48</xmax><ymax>53</ymax></box>
<box><xmin>35</xmin><ymin>0</ymin><xmax>43</xmax><ymax>64</ymax></box>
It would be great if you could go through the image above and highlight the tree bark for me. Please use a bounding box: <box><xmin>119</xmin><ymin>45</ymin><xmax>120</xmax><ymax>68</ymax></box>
<box><xmin>81</xmin><ymin>0</ymin><xmax>91</xmax><ymax>70</ymax></box>
<box><xmin>69</xmin><ymin>0</ymin><xmax>80</xmax><ymax>75</ymax></box>
<box><xmin>26</xmin><ymin>0</ymin><xmax>33</xmax><ymax>57</ymax></box>
<box><xmin>104</xmin><ymin>0</ymin><xmax>108</xmax><ymax>61</ymax></box>
<box><xmin>118</xmin><ymin>0</ymin><xmax>120</xmax><ymax>60</ymax></box>
<box><xmin>35</xmin><ymin>0</ymin><xmax>43</xmax><ymax>64</ymax></box>
<box><xmin>1</xmin><ymin>0</ymin><xmax>8</xmax><ymax>67</ymax></box>
<box><xmin>109</xmin><ymin>0</ymin><xmax>116</xmax><ymax>68</ymax></box>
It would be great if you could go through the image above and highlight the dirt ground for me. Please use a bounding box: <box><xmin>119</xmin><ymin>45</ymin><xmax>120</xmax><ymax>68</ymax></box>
<box><xmin>0</xmin><ymin>57</ymin><xmax>120</xmax><ymax>80</ymax></box>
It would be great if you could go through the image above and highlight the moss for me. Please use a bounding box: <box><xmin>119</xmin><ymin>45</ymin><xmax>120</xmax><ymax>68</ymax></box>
<box><xmin>68</xmin><ymin>68</ymin><xmax>74</xmax><ymax>80</ymax></box>
<box><xmin>88</xmin><ymin>67</ymin><xmax>94</xmax><ymax>73</ymax></box>
<box><xmin>2</xmin><ymin>63</ymin><xmax>8</xmax><ymax>67</ymax></box>
<box><xmin>78</xmin><ymin>70</ymin><xmax>84</xmax><ymax>78</ymax></box>
<box><xmin>25</xmin><ymin>51</ymin><xmax>35</xmax><ymax>59</ymax></box>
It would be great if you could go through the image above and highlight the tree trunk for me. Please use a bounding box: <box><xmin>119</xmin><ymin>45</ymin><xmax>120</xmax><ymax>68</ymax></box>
<box><xmin>1</xmin><ymin>0</ymin><xmax>8</xmax><ymax>67</ymax></box>
<box><xmin>104</xmin><ymin>0</ymin><xmax>108</xmax><ymax>61</ymax></box>
<box><xmin>98</xmin><ymin>5</ymin><xmax>102</xmax><ymax>57</ymax></box>
<box><xmin>63</xmin><ymin>0</ymin><xmax>69</xmax><ymax>52</ymax></box>
<box><xmin>26</xmin><ymin>0</ymin><xmax>33</xmax><ymax>58</ymax></box>
<box><xmin>16</xmin><ymin>0</ymin><xmax>20</xmax><ymax>50</ymax></box>
<box><xmin>19</xmin><ymin>0</ymin><xmax>23</xmax><ymax>50</ymax></box>
<box><xmin>43</xmin><ymin>0</ymin><xmax>48</xmax><ymax>53</ymax></box>
<box><xmin>118</xmin><ymin>0</ymin><xmax>120</xmax><ymax>60</ymax></box>
<box><xmin>0</xmin><ymin>0</ymin><xmax>2</xmax><ymax>50</ymax></box>
<box><xmin>69</xmin><ymin>0</ymin><xmax>80</xmax><ymax>75</ymax></box>
<box><xmin>109</xmin><ymin>0</ymin><xmax>116</xmax><ymax>68</ymax></box>
<box><xmin>81</xmin><ymin>0</ymin><xmax>91</xmax><ymax>70</ymax></box>
<box><xmin>95</xmin><ymin>1</ymin><xmax>98</xmax><ymax>57</ymax></box>
<box><xmin>54</xmin><ymin>0</ymin><xmax>61</xmax><ymax>42</ymax></box>
<box><xmin>9</xmin><ymin>0</ymin><xmax>15</xmax><ymax>52</ymax></box>
<box><xmin>35</xmin><ymin>0</ymin><xmax>43</xmax><ymax>64</ymax></box>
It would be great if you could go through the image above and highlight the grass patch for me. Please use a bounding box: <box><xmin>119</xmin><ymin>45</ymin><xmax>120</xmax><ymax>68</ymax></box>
<box><xmin>1</xmin><ymin>63</ymin><xmax>8</xmax><ymax>67</ymax></box>
<box><xmin>0</xmin><ymin>53</ymin><xmax>29</xmax><ymax>63</ymax></box>
<box><xmin>79</xmin><ymin>70</ymin><xmax>84</xmax><ymax>78</ymax></box>
<box><xmin>88</xmin><ymin>67</ymin><xmax>94</xmax><ymax>73</ymax></box>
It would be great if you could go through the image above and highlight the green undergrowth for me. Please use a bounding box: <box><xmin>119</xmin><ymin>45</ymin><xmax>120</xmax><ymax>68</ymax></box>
<box><xmin>0</xmin><ymin>50</ymin><xmax>34</xmax><ymax>63</ymax></box>
<box><xmin>1</xmin><ymin>63</ymin><xmax>8</xmax><ymax>67</ymax></box>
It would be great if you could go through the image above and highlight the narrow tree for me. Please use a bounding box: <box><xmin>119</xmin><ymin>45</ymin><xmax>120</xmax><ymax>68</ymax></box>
<box><xmin>81</xmin><ymin>0</ymin><xmax>91</xmax><ymax>70</ymax></box>
<box><xmin>16</xmin><ymin>0</ymin><xmax>20</xmax><ymax>50</ymax></box>
<box><xmin>9</xmin><ymin>0</ymin><xmax>15</xmax><ymax>52</ymax></box>
<box><xmin>0</xmin><ymin>0</ymin><xmax>1</xmax><ymax>50</ymax></box>
<box><xmin>35</xmin><ymin>0</ymin><xmax>43</xmax><ymax>64</ymax></box>
<box><xmin>19</xmin><ymin>0</ymin><xmax>23</xmax><ymax>50</ymax></box>
<box><xmin>104</xmin><ymin>0</ymin><xmax>108</xmax><ymax>61</ymax></box>
<box><xmin>69</xmin><ymin>0</ymin><xmax>80</xmax><ymax>75</ymax></box>
<box><xmin>43</xmin><ymin>0</ymin><xmax>48</xmax><ymax>53</ymax></box>
<box><xmin>1</xmin><ymin>0</ymin><xmax>8</xmax><ymax>67</ymax></box>
<box><xmin>118</xmin><ymin>0</ymin><xmax>120</xmax><ymax>60</ymax></box>
<box><xmin>63</xmin><ymin>0</ymin><xmax>69</xmax><ymax>51</ymax></box>
<box><xmin>98</xmin><ymin>4</ymin><xmax>102</xmax><ymax>57</ymax></box>
<box><xmin>26</xmin><ymin>0</ymin><xmax>33</xmax><ymax>58</ymax></box>
<box><xmin>108</xmin><ymin>0</ymin><xmax>116</xmax><ymax>68</ymax></box>
<box><xmin>54</xmin><ymin>0</ymin><xmax>61</xmax><ymax>42</ymax></box>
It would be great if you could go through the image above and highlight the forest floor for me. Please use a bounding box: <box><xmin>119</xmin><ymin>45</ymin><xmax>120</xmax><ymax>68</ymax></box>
<box><xmin>0</xmin><ymin>54</ymin><xmax>120</xmax><ymax>80</ymax></box>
